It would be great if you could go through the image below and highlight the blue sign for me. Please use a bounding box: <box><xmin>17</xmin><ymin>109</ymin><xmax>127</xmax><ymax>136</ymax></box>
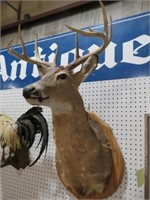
<box><xmin>0</xmin><ymin>12</ymin><xmax>150</xmax><ymax>90</ymax></box>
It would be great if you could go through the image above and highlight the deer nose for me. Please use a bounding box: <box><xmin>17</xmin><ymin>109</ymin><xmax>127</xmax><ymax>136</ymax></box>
<box><xmin>23</xmin><ymin>87</ymin><xmax>35</xmax><ymax>99</ymax></box>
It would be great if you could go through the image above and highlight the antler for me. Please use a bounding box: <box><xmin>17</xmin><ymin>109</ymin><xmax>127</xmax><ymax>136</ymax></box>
<box><xmin>7</xmin><ymin>25</ymin><xmax>58</xmax><ymax>68</ymax></box>
<box><xmin>7</xmin><ymin>0</ymin><xmax>111</xmax><ymax>72</ymax></box>
<box><xmin>65</xmin><ymin>0</ymin><xmax>112</xmax><ymax>70</ymax></box>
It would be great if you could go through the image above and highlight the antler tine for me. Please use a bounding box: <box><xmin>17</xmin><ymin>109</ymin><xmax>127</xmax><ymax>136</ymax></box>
<box><xmin>35</xmin><ymin>33</ymin><xmax>41</xmax><ymax>60</ymax></box>
<box><xmin>75</xmin><ymin>33</ymin><xmax>80</xmax><ymax>59</ymax></box>
<box><xmin>7</xmin><ymin>25</ymin><xmax>53</xmax><ymax>68</ymax></box>
<box><xmin>53</xmin><ymin>46</ymin><xmax>59</xmax><ymax>67</ymax></box>
<box><xmin>100</xmin><ymin>0</ymin><xmax>108</xmax><ymax>36</ymax></box>
<box><xmin>65</xmin><ymin>0</ymin><xmax>112</xmax><ymax>71</ymax></box>
<box><xmin>35</xmin><ymin>33</ymin><xmax>58</xmax><ymax>68</ymax></box>
<box><xmin>18</xmin><ymin>24</ymin><xmax>26</xmax><ymax>55</ymax></box>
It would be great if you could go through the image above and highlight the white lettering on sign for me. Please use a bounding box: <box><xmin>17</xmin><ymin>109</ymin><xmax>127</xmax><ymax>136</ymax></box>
<box><xmin>0</xmin><ymin>55</ymin><xmax>9</xmax><ymax>81</ymax></box>
<box><xmin>121</xmin><ymin>35</ymin><xmax>150</xmax><ymax>64</ymax></box>
<box><xmin>96</xmin><ymin>42</ymin><xmax>117</xmax><ymax>69</ymax></box>
<box><xmin>10</xmin><ymin>60</ymin><xmax>27</xmax><ymax>81</ymax></box>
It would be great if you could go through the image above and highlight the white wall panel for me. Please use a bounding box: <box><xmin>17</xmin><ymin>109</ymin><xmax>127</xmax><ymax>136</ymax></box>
<box><xmin>0</xmin><ymin>76</ymin><xmax>149</xmax><ymax>200</ymax></box>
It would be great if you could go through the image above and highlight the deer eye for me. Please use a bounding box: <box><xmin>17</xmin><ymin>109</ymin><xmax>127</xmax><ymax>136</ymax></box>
<box><xmin>57</xmin><ymin>74</ymin><xmax>68</xmax><ymax>80</ymax></box>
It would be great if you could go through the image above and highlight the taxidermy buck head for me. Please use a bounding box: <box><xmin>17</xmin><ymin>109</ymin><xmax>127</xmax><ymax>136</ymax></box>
<box><xmin>7</xmin><ymin>1</ymin><xmax>124</xmax><ymax>199</ymax></box>
<box><xmin>7</xmin><ymin>1</ymin><xmax>112</xmax><ymax>112</ymax></box>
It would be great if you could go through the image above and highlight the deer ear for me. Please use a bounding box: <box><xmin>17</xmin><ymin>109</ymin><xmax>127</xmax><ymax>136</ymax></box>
<box><xmin>74</xmin><ymin>54</ymin><xmax>98</xmax><ymax>86</ymax></box>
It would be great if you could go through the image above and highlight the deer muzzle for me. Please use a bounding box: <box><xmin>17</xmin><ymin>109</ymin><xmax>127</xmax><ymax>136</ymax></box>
<box><xmin>23</xmin><ymin>86</ymin><xmax>49</xmax><ymax>102</ymax></box>
<box><xmin>23</xmin><ymin>86</ymin><xmax>36</xmax><ymax>99</ymax></box>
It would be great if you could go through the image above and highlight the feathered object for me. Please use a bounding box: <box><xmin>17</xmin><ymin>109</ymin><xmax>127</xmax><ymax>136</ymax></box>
<box><xmin>0</xmin><ymin>114</ymin><xmax>20</xmax><ymax>150</ymax></box>
<box><xmin>0</xmin><ymin>107</ymin><xmax>49</xmax><ymax>169</ymax></box>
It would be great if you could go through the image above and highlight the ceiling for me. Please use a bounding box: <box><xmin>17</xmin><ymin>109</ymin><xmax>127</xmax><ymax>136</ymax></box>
<box><xmin>1</xmin><ymin>1</ymin><xmax>91</xmax><ymax>31</ymax></box>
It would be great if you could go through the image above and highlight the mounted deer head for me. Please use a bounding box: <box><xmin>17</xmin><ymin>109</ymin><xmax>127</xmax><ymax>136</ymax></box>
<box><xmin>7</xmin><ymin>1</ymin><xmax>124</xmax><ymax>199</ymax></box>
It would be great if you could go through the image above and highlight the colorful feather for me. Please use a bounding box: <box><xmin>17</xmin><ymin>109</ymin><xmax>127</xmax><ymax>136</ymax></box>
<box><xmin>0</xmin><ymin>107</ymin><xmax>49</xmax><ymax>169</ymax></box>
<box><xmin>0</xmin><ymin>113</ymin><xmax>21</xmax><ymax>150</ymax></box>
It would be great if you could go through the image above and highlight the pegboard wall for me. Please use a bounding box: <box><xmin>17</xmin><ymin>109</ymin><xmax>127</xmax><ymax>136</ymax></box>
<box><xmin>0</xmin><ymin>76</ymin><xmax>150</xmax><ymax>200</ymax></box>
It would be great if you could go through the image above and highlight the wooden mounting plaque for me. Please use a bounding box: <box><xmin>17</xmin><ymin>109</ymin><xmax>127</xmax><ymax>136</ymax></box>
<box><xmin>57</xmin><ymin>112</ymin><xmax>124</xmax><ymax>199</ymax></box>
